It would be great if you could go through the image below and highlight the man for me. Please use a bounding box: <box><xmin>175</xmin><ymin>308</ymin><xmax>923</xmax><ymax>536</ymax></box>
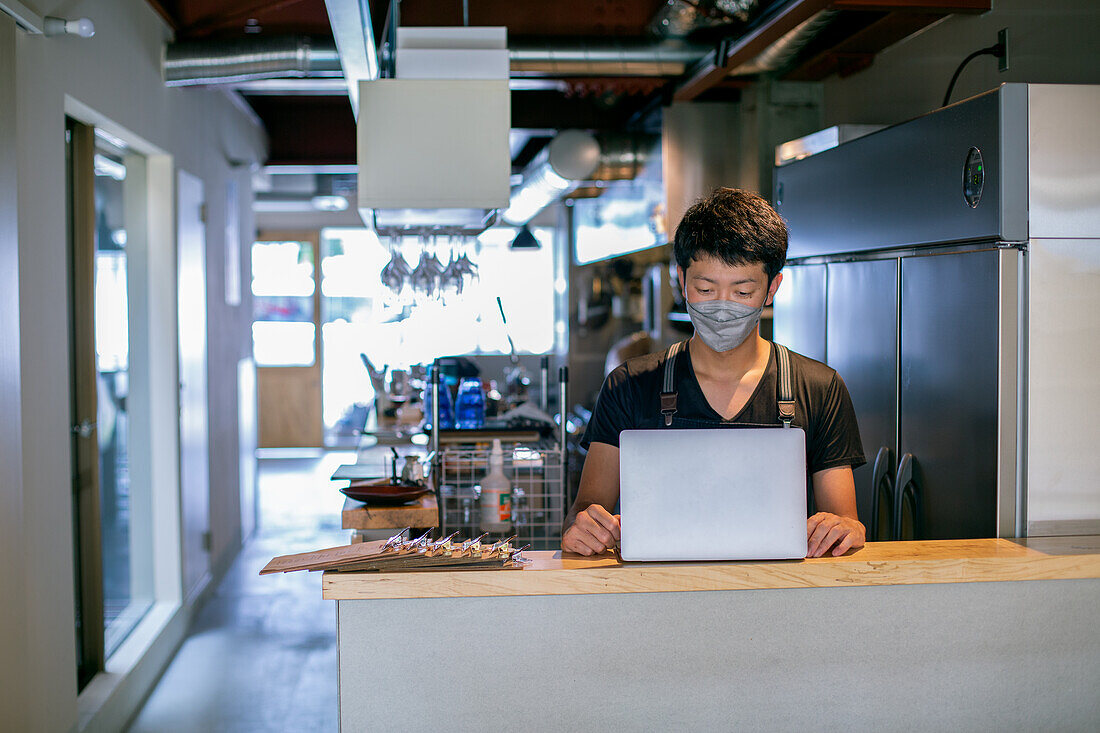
<box><xmin>563</xmin><ymin>188</ymin><xmax>866</xmax><ymax>558</ymax></box>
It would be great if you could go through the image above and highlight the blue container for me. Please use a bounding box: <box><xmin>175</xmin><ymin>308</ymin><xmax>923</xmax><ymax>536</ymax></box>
<box><xmin>424</xmin><ymin>373</ymin><xmax>455</xmax><ymax>430</ymax></box>
<box><xmin>455</xmin><ymin>378</ymin><xmax>486</xmax><ymax>430</ymax></box>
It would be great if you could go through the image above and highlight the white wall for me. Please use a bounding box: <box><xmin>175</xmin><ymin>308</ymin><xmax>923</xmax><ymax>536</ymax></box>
<box><xmin>8</xmin><ymin>0</ymin><xmax>265</xmax><ymax>730</ymax></box>
<box><xmin>0</xmin><ymin>14</ymin><xmax>31</xmax><ymax>733</ymax></box>
<box><xmin>823</xmin><ymin>0</ymin><xmax>1100</xmax><ymax>126</ymax></box>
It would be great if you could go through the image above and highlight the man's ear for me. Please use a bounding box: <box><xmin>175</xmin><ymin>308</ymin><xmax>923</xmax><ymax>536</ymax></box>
<box><xmin>677</xmin><ymin>266</ymin><xmax>686</xmax><ymax>295</ymax></box>
<box><xmin>765</xmin><ymin>271</ymin><xmax>784</xmax><ymax>306</ymax></box>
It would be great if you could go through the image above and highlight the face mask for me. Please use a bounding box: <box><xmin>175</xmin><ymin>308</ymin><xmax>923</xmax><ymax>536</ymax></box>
<box><xmin>685</xmin><ymin>297</ymin><xmax>763</xmax><ymax>352</ymax></box>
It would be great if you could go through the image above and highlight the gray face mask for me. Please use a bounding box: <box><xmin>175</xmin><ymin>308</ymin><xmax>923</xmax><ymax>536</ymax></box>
<box><xmin>685</xmin><ymin>297</ymin><xmax>763</xmax><ymax>352</ymax></box>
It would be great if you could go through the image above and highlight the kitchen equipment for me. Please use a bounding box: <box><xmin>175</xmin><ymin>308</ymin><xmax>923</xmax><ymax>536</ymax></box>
<box><xmin>438</xmin><ymin>440</ymin><xmax>564</xmax><ymax>550</ymax></box>
<box><xmin>495</xmin><ymin>296</ymin><xmax>531</xmax><ymax>409</ymax></box>
<box><xmin>400</xmin><ymin>455</ymin><xmax>426</xmax><ymax>484</ymax></box>
<box><xmin>773</xmin><ymin>83</ymin><xmax>1100</xmax><ymax>540</ymax></box>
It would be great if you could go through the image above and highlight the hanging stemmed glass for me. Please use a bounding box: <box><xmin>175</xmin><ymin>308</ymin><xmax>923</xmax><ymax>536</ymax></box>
<box><xmin>410</xmin><ymin>234</ymin><xmax>445</xmax><ymax>303</ymax></box>
<box><xmin>440</xmin><ymin>235</ymin><xmax>466</xmax><ymax>300</ymax></box>
<box><xmin>449</xmin><ymin>236</ymin><xmax>479</xmax><ymax>295</ymax></box>
<box><xmin>379</xmin><ymin>236</ymin><xmax>412</xmax><ymax>305</ymax></box>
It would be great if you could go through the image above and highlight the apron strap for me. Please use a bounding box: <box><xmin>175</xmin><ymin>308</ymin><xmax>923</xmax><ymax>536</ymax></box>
<box><xmin>774</xmin><ymin>343</ymin><xmax>796</xmax><ymax>428</ymax></box>
<box><xmin>660</xmin><ymin>340</ymin><xmax>687</xmax><ymax>427</ymax></box>
<box><xmin>660</xmin><ymin>340</ymin><xmax>795</xmax><ymax>428</ymax></box>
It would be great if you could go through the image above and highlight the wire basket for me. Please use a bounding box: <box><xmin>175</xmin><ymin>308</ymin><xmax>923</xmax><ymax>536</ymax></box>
<box><xmin>436</xmin><ymin>440</ymin><xmax>565</xmax><ymax>550</ymax></box>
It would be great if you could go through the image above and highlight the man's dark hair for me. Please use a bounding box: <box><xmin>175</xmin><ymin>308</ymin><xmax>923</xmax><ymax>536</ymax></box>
<box><xmin>673</xmin><ymin>187</ymin><xmax>788</xmax><ymax>281</ymax></box>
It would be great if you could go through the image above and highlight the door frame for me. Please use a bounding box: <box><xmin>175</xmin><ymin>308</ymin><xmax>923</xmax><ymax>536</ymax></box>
<box><xmin>177</xmin><ymin>168</ymin><xmax>211</xmax><ymax>603</ymax></box>
<box><xmin>67</xmin><ymin>117</ymin><xmax>105</xmax><ymax>687</ymax></box>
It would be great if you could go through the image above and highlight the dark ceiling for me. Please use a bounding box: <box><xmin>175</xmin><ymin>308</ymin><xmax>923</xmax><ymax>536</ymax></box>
<box><xmin>147</xmin><ymin>0</ymin><xmax>989</xmax><ymax>168</ymax></box>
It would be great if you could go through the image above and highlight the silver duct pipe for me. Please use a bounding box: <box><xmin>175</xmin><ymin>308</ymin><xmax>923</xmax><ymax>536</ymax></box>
<box><xmin>729</xmin><ymin>10</ymin><xmax>839</xmax><ymax>75</ymax></box>
<box><xmin>508</xmin><ymin>39</ymin><xmax>710</xmax><ymax>77</ymax></box>
<box><xmin>165</xmin><ymin>36</ymin><xmax>711</xmax><ymax>85</ymax></box>
<box><xmin>163</xmin><ymin>19</ymin><xmax>830</xmax><ymax>87</ymax></box>
<box><xmin>501</xmin><ymin>131</ymin><xmax>658</xmax><ymax>225</ymax></box>
<box><xmin>165</xmin><ymin>35</ymin><xmax>342</xmax><ymax>86</ymax></box>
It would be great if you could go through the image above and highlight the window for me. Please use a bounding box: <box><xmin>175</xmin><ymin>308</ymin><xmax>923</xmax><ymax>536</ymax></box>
<box><xmin>251</xmin><ymin>239</ymin><xmax>316</xmax><ymax>366</ymax></box>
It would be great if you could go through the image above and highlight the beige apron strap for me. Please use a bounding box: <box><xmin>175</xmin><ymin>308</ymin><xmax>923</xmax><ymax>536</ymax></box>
<box><xmin>774</xmin><ymin>343</ymin><xmax>795</xmax><ymax>428</ymax></box>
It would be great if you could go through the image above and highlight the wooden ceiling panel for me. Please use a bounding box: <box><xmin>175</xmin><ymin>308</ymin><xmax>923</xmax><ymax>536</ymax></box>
<box><xmin>158</xmin><ymin>0</ymin><xmax>334</xmax><ymax>38</ymax></box>
<box><xmin>396</xmin><ymin>0</ymin><xmax>667</xmax><ymax>37</ymax></box>
<box><xmin>246</xmin><ymin>96</ymin><xmax>357</xmax><ymax>166</ymax></box>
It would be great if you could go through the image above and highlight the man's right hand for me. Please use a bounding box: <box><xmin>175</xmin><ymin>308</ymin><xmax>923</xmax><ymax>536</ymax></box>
<box><xmin>562</xmin><ymin>504</ymin><xmax>621</xmax><ymax>556</ymax></box>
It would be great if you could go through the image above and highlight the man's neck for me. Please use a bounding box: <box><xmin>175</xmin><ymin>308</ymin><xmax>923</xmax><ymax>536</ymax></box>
<box><xmin>689</xmin><ymin>332</ymin><xmax>769</xmax><ymax>382</ymax></box>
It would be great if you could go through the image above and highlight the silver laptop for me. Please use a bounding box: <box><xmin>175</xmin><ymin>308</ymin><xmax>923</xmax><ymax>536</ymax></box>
<box><xmin>619</xmin><ymin>428</ymin><xmax>807</xmax><ymax>561</ymax></box>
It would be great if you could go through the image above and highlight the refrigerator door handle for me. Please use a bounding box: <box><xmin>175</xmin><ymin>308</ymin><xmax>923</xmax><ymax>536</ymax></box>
<box><xmin>869</xmin><ymin>446</ymin><xmax>895</xmax><ymax>541</ymax></box>
<box><xmin>893</xmin><ymin>453</ymin><xmax>924</xmax><ymax>540</ymax></box>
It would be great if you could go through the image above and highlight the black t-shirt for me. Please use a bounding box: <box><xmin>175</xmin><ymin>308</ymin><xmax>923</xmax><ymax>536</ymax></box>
<box><xmin>581</xmin><ymin>341</ymin><xmax>866</xmax><ymax>476</ymax></box>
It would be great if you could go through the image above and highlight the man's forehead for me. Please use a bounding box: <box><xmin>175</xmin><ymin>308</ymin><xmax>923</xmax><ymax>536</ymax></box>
<box><xmin>682</xmin><ymin>256</ymin><xmax>768</xmax><ymax>280</ymax></box>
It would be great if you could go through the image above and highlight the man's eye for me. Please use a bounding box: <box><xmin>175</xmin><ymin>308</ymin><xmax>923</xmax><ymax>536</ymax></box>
<box><xmin>738</xmin><ymin>292</ymin><xmax>751</xmax><ymax>297</ymax></box>
<box><xmin>697</xmin><ymin>288</ymin><xmax>711</xmax><ymax>294</ymax></box>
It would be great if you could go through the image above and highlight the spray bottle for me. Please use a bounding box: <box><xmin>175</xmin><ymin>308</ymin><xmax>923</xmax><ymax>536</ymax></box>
<box><xmin>479</xmin><ymin>439</ymin><xmax>512</xmax><ymax>533</ymax></box>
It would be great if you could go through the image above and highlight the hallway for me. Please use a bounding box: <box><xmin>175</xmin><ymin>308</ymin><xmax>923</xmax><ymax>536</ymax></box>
<box><xmin>127</xmin><ymin>452</ymin><xmax>353</xmax><ymax>732</ymax></box>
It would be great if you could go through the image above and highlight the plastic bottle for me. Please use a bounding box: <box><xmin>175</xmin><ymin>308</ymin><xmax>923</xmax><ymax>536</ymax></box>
<box><xmin>479</xmin><ymin>439</ymin><xmax>512</xmax><ymax>533</ymax></box>
<box><xmin>455</xmin><ymin>378</ymin><xmax>486</xmax><ymax>429</ymax></box>
<box><xmin>423</xmin><ymin>369</ymin><xmax>455</xmax><ymax>430</ymax></box>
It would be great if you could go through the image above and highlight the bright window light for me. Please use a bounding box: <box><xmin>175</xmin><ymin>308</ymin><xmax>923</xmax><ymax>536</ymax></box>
<box><xmin>320</xmin><ymin>226</ymin><xmax>557</xmax><ymax>370</ymax></box>
<box><xmin>253</xmin><ymin>322</ymin><xmax>316</xmax><ymax>366</ymax></box>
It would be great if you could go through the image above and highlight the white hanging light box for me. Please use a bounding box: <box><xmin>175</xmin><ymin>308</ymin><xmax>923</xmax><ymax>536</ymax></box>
<box><xmin>357</xmin><ymin>27</ymin><xmax>511</xmax><ymax>234</ymax></box>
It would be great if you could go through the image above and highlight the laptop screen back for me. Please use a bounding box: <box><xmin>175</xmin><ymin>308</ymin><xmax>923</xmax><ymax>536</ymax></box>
<box><xmin>618</xmin><ymin>428</ymin><xmax>807</xmax><ymax>561</ymax></box>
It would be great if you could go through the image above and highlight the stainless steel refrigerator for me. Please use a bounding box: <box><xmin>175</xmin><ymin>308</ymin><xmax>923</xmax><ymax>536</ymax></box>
<box><xmin>773</xmin><ymin>83</ymin><xmax>1100</xmax><ymax>541</ymax></box>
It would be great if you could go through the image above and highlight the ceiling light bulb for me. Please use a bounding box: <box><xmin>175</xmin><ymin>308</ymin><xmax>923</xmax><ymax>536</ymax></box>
<box><xmin>43</xmin><ymin>16</ymin><xmax>95</xmax><ymax>38</ymax></box>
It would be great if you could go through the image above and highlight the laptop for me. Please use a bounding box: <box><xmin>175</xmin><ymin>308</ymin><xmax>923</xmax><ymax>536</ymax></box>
<box><xmin>618</xmin><ymin>428</ymin><xmax>807</xmax><ymax>561</ymax></box>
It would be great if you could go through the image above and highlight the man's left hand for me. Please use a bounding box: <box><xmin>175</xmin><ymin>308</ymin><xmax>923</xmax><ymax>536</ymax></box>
<box><xmin>806</xmin><ymin>512</ymin><xmax>865</xmax><ymax>557</ymax></box>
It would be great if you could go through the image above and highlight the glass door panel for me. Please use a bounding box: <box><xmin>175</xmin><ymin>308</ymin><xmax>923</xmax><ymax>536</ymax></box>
<box><xmin>92</xmin><ymin>143</ymin><xmax>152</xmax><ymax>656</ymax></box>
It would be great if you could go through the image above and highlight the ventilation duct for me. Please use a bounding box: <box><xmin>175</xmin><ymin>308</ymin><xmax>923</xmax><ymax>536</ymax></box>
<box><xmin>164</xmin><ymin>36</ymin><xmax>710</xmax><ymax>86</ymax></box>
<box><xmin>508</xmin><ymin>39</ymin><xmax>709</xmax><ymax>77</ymax></box>
<box><xmin>164</xmin><ymin>35</ymin><xmax>342</xmax><ymax>86</ymax></box>
<box><xmin>502</xmin><ymin>130</ymin><xmax>658</xmax><ymax>225</ymax></box>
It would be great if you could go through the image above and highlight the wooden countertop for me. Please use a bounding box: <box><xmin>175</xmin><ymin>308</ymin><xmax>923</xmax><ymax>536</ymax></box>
<box><xmin>322</xmin><ymin>536</ymin><xmax>1100</xmax><ymax>600</ymax></box>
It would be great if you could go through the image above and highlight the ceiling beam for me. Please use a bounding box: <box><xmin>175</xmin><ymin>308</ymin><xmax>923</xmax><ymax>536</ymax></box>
<box><xmin>784</xmin><ymin>11</ymin><xmax>944</xmax><ymax>81</ymax></box>
<box><xmin>829</xmin><ymin>0</ymin><xmax>989</xmax><ymax>11</ymax></box>
<box><xmin>323</xmin><ymin>0</ymin><xmax>380</xmax><ymax>115</ymax></box>
<box><xmin>673</xmin><ymin>0</ymin><xmax>990</xmax><ymax>101</ymax></box>
<box><xmin>674</xmin><ymin>0</ymin><xmax>834</xmax><ymax>102</ymax></box>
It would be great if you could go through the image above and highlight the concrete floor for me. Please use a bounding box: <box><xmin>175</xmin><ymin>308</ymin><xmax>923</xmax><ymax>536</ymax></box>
<box><xmin>128</xmin><ymin>451</ymin><xmax>354</xmax><ymax>733</ymax></box>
